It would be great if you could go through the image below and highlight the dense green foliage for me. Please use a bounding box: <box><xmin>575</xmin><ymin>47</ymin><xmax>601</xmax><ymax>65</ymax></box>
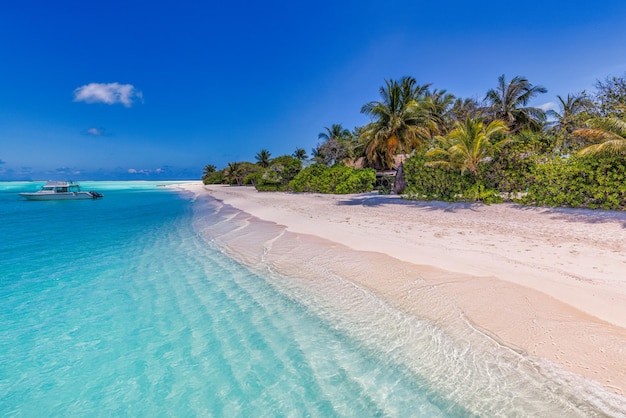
<box><xmin>255</xmin><ymin>155</ymin><xmax>302</xmax><ymax>191</ymax></box>
<box><xmin>479</xmin><ymin>132</ymin><xmax>546</xmax><ymax>193</ymax></box>
<box><xmin>203</xmin><ymin>73</ymin><xmax>626</xmax><ymax>209</ymax></box>
<box><xmin>404</xmin><ymin>149</ymin><xmax>626</xmax><ymax>210</ymax></box>
<box><xmin>202</xmin><ymin>170</ymin><xmax>224</xmax><ymax>184</ymax></box>
<box><xmin>404</xmin><ymin>143</ymin><xmax>536</xmax><ymax>204</ymax></box>
<box><xmin>403</xmin><ymin>153</ymin><xmax>492</xmax><ymax>202</ymax></box>
<box><xmin>202</xmin><ymin>164</ymin><xmax>223</xmax><ymax>184</ymax></box>
<box><xmin>427</xmin><ymin>117</ymin><xmax>509</xmax><ymax>176</ymax></box>
<box><xmin>224</xmin><ymin>162</ymin><xmax>262</xmax><ymax>186</ymax></box>
<box><xmin>522</xmin><ymin>155</ymin><xmax>626</xmax><ymax>210</ymax></box>
<box><xmin>289</xmin><ymin>165</ymin><xmax>376</xmax><ymax>194</ymax></box>
<box><xmin>484</xmin><ymin>75</ymin><xmax>547</xmax><ymax>133</ymax></box>
<box><xmin>360</xmin><ymin>77</ymin><xmax>434</xmax><ymax>169</ymax></box>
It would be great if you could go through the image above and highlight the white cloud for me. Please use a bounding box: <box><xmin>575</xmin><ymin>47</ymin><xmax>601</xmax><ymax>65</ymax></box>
<box><xmin>74</xmin><ymin>82</ymin><xmax>143</xmax><ymax>107</ymax></box>
<box><xmin>128</xmin><ymin>167</ymin><xmax>170</xmax><ymax>175</ymax></box>
<box><xmin>128</xmin><ymin>168</ymin><xmax>150</xmax><ymax>174</ymax></box>
<box><xmin>538</xmin><ymin>102</ymin><xmax>556</xmax><ymax>111</ymax></box>
<box><xmin>87</xmin><ymin>127</ymin><xmax>105</xmax><ymax>136</ymax></box>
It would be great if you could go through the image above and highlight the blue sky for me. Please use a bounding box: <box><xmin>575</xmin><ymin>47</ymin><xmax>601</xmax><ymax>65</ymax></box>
<box><xmin>2</xmin><ymin>0</ymin><xmax>626</xmax><ymax>180</ymax></box>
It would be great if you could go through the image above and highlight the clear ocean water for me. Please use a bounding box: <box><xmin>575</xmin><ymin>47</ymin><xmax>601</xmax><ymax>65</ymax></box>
<box><xmin>1</xmin><ymin>182</ymin><xmax>624</xmax><ymax>417</ymax></box>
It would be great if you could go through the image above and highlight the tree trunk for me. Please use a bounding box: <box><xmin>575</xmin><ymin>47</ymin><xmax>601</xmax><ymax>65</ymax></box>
<box><xmin>394</xmin><ymin>162</ymin><xmax>406</xmax><ymax>194</ymax></box>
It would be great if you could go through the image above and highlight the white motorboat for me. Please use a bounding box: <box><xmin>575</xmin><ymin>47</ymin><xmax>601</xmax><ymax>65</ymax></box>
<box><xmin>20</xmin><ymin>181</ymin><xmax>103</xmax><ymax>200</ymax></box>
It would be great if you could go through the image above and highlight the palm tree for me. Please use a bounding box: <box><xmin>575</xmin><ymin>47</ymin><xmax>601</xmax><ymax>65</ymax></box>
<box><xmin>484</xmin><ymin>75</ymin><xmax>547</xmax><ymax>133</ymax></box>
<box><xmin>547</xmin><ymin>92</ymin><xmax>593</xmax><ymax>152</ymax></box>
<box><xmin>399</xmin><ymin>77</ymin><xmax>431</xmax><ymax>105</ymax></box>
<box><xmin>202</xmin><ymin>164</ymin><xmax>216</xmax><ymax>177</ymax></box>
<box><xmin>573</xmin><ymin>117</ymin><xmax>626</xmax><ymax>156</ymax></box>
<box><xmin>311</xmin><ymin>146</ymin><xmax>322</xmax><ymax>164</ymax></box>
<box><xmin>255</xmin><ymin>149</ymin><xmax>271</xmax><ymax>168</ymax></box>
<box><xmin>424</xmin><ymin>88</ymin><xmax>455</xmax><ymax>137</ymax></box>
<box><xmin>202</xmin><ymin>164</ymin><xmax>217</xmax><ymax>184</ymax></box>
<box><xmin>318</xmin><ymin>124</ymin><xmax>351</xmax><ymax>142</ymax></box>
<box><xmin>292</xmin><ymin>148</ymin><xmax>307</xmax><ymax>161</ymax></box>
<box><xmin>317</xmin><ymin>123</ymin><xmax>358</xmax><ymax>165</ymax></box>
<box><xmin>360</xmin><ymin>77</ymin><xmax>435</xmax><ymax>169</ymax></box>
<box><xmin>226</xmin><ymin>162</ymin><xmax>242</xmax><ymax>185</ymax></box>
<box><xmin>427</xmin><ymin>116</ymin><xmax>509</xmax><ymax>177</ymax></box>
<box><xmin>449</xmin><ymin>97</ymin><xmax>482</xmax><ymax>126</ymax></box>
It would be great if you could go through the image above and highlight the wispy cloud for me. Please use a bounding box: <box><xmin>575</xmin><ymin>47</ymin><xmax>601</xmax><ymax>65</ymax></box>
<box><xmin>73</xmin><ymin>82</ymin><xmax>143</xmax><ymax>107</ymax></box>
<box><xmin>87</xmin><ymin>127</ymin><xmax>104</xmax><ymax>136</ymax></box>
<box><xmin>538</xmin><ymin>102</ymin><xmax>556</xmax><ymax>111</ymax></box>
<box><xmin>55</xmin><ymin>167</ymin><xmax>81</xmax><ymax>175</ymax></box>
<box><xmin>82</xmin><ymin>127</ymin><xmax>109</xmax><ymax>137</ymax></box>
<box><xmin>128</xmin><ymin>166</ymin><xmax>171</xmax><ymax>175</ymax></box>
<box><xmin>128</xmin><ymin>168</ymin><xmax>149</xmax><ymax>174</ymax></box>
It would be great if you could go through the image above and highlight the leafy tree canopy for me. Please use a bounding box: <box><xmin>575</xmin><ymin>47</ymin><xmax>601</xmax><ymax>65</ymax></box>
<box><xmin>484</xmin><ymin>74</ymin><xmax>547</xmax><ymax>133</ymax></box>
<box><xmin>360</xmin><ymin>77</ymin><xmax>435</xmax><ymax>169</ymax></box>
<box><xmin>594</xmin><ymin>73</ymin><xmax>626</xmax><ymax>118</ymax></box>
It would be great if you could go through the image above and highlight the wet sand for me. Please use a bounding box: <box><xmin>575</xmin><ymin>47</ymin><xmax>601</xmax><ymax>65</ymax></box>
<box><xmin>182</xmin><ymin>183</ymin><xmax>626</xmax><ymax>399</ymax></box>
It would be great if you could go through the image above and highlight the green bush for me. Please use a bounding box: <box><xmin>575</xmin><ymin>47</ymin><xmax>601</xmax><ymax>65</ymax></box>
<box><xmin>403</xmin><ymin>153</ymin><xmax>474</xmax><ymax>201</ymax></box>
<box><xmin>480</xmin><ymin>140</ymin><xmax>540</xmax><ymax>194</ymax></box>
<box><xmin>403</xmin><ymin>153</ymin><xmax>503</xmax><ymax>204</ymax></box>
<box><xmin>288</xmin><ymin>164</ymin><xmax>375</xmax><ymax>194</ymax></box>
<box><xmin>462</xmin><ymin>183</ymin><xmax>503</xmax><ymax>204</ymax></box>
<box><xmin>202</xmin><ymin>170</ymin><xmax>225</xmax><ymax>184</ymax></box>
<box><xmin>255</xmin><ymin>156</ymin><xmax>303</xmax><ymax>191</ymax></box>
<box><xmin>522</xmin><ymin>155</ymin><xmax>626</xmax><ymax>210</ymax></box>
<box><xmin>244</xmin><ymin>171</ymin><xmax>263</xmax><ymax>186</ymax></box>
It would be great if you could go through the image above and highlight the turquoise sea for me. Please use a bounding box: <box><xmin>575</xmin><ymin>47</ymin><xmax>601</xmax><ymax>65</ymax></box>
<box><xmin>1</xmin><ymin>181</ymin><xmax>624</xmax><ymax>417</ymax></box>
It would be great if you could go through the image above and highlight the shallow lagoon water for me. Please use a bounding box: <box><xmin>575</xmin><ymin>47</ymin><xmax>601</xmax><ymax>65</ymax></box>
<box><xmin>0</xmin><ymin>182</ymin><xmax>623</xmax><ymax>416</ymax></box>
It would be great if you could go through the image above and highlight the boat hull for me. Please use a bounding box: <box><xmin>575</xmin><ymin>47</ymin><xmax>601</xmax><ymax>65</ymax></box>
<box><xmin>19</xmin><ymin>192</ymin><xmax>98</xmax><ymax>201</ymax></box>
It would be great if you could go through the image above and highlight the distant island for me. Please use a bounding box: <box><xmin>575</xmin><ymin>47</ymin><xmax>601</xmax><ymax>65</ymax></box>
<box><xmin>203</xmin><ymin>74</ymin><xmax>626</xmax><ymax>210</ymax></box>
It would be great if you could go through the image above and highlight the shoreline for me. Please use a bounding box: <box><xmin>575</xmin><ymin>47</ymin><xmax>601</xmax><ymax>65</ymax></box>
<box><xmin>182</xmin><ymin>182</ymin><xmax>626</xmax><ymax>398</ymax></box>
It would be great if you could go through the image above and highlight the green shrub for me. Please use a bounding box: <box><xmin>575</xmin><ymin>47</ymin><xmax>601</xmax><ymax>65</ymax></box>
<box><xmin>255</xmin><ymin>156</ymin><xmax>303</xmax><ymax>191</ymax></box>
<box><xmin>202</xmin><ymin>170</ymin><xmax>225</xmax><ymax>184</ymax></box>
<box><xmin>403</xmin><ymin>153</ymin><xmax>504</xmax><ymax>204</ymax></box>
<box><xmin>288</xmin><ymin>164</ymin><xmax>375</xmax><ymax>194</ymax></box>
<box><xmin>480</xmin><ymin>140</ymin><xmax>540</xmax><ymax>194</ymax></box>
<box><xmin>522</xmin><ymin>155</ymin><xmax>626</xmax><ymax>210</ymax></box>
<box><xmin>403</xmin><ymin>153</ymin><xmax>474</xmax><ymax>201</ymax></box>
<box><xmin>462</xmin><ymin>183</ymin><xmax>503</xmax><ymax>204</ymax></box>
<box><xmin>244</xmin><ymin>171</ymin><xmax>263</xmax><ymax>186</ymax></box>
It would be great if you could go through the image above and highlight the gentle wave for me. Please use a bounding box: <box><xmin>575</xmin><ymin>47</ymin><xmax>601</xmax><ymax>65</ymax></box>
<box><xmin>2</xmin><ymin>182</ymin><xmax>625</xmax><ymax>417</ymax></box>
<box><xmin>193</xmin><ymin>193</ymin><xmax>626</xmax><ymax>417</ymax></box>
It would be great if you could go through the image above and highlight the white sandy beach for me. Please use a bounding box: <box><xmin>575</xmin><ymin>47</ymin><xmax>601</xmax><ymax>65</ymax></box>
<box><xmin>181</xmin><ymin>182</ymin><xmax>626</xmax><ymax>397</ymax></box>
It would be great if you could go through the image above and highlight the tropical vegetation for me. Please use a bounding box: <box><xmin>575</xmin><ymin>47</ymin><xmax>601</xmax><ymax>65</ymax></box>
<box><xmin>359</xmin><ymin>77</ymin><xmax>434</xmax><ymax>169</ymax></box>
<box><xmin>202</xmin><ymin>72</ymin><xmax>626</xmax><ymax>210</ymax></box>
<box><xmin>289</xmin><ymin>165</ymin><xmax>375</xmax><ymax>194</ymax></box>
<box><xmin>426</xmin><ymin>117</ymin><xmax>509</xmax><ymax>177</ymax></box>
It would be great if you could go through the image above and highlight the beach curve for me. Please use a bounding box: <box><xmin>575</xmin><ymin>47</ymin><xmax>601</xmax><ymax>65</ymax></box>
<box><xmin>181</xmin><ymin>182</ymin><xmax>626</xmax><ymax>401</ymax></box>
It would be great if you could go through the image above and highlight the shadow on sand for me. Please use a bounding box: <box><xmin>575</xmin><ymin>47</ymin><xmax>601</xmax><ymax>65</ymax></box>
<box><xmin>337</xmin><ymin>193</ymin><xmax>626</xmax><ymax>227</ymax></box>
<box><xmin>336</xmin><ymin>193</ymin><xmax>482</xmax><ymax>213</ymax></box>
<box><xmin>516</xmin><ymin>204</ymin><xmax>626</xmax><ymax>228</ymax></box>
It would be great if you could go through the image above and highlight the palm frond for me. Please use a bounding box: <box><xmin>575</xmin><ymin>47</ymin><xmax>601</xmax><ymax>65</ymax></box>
<box><xmin>572</xmin><ymin>128</ymin><xmax>622</xmax><ymax>144</ymax></box>
<box><xmin>578</xmin><ymin>139</ymin><xmax>626</xmax><ymax>156</ymax></box>
<box><xmin>424</xmin><ymin>160</ymin><xmax>454</xmax><ymax>170</ymax></box>
<box><xmin>588</xmin><ymin>117</ymin><xmax>626</xmax><ymax>136</ymax></box>
<box><xmin>574</xmin><ymin>116</ymin><xmax>626</xmax><ymax>156</ymax></box>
